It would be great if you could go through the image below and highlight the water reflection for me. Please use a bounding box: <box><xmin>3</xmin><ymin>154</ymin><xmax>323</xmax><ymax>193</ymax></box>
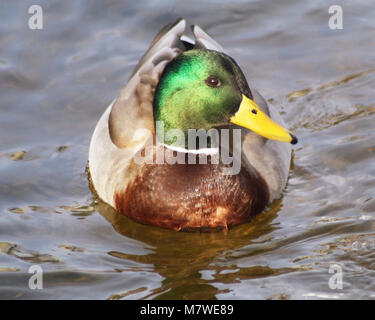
<box><xmin>96</xmin><ymin>198</ymin><xmax>282</xmax><ymax>299</ymax></box>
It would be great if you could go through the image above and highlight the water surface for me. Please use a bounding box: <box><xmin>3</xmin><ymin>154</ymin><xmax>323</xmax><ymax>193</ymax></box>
<box><xmin>0</xmin><ymin>0</ymin><xmax>374</xmax><ymax>299</ymax></box>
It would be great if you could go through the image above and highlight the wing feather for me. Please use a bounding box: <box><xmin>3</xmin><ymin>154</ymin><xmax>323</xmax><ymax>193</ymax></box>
<box><xmin>108</xmin><ymin>18</ymin><xmax>186</xmax><ymax>148</ymax></box>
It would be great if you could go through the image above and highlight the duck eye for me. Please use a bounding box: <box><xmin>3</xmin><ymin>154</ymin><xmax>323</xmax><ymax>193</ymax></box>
<box><xmin>205</xmin><ymin>76</ymin><xmax>221</xmax><ymax>88</ymax></box>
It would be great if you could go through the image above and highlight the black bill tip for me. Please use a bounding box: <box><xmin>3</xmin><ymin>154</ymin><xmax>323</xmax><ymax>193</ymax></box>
<box><xmin>290</xmin><ymin>134</ymin><xmax>298</xmax><ymax>145</ymax></box>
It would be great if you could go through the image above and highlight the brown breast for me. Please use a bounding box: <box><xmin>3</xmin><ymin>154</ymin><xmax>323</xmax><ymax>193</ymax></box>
<box><xmin>114</xmin><ymin>151</ymin><xmax>269</xmax><ymax>231</ymax></box>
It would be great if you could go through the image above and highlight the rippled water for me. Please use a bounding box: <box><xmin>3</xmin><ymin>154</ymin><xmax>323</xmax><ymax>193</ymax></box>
<box><xmin>0</xmin><ymin>0</ymin><xmax>374</xmax><ymax>299</ymax></box>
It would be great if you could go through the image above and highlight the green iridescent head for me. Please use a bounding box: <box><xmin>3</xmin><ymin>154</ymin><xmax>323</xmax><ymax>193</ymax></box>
<box><xmin>153</xmin><ymin>49</ymin><xmax>297</xmax><ymax>147</ymax></box>
<box><xmin>153</xmin><ymin>49</ymin><xmax>252</xmax><ymax>138</ymax></box>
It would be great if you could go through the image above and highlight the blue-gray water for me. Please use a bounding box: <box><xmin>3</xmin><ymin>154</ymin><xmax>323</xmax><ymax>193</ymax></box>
<box><xmin>0</xmin><ymin>0</ymin><xmax>374</xmax><ymax>299</ymax></box>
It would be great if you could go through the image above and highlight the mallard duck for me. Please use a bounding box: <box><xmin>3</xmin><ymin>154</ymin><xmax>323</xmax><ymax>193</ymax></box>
<box><xmin>88</xmin><ymin>18</ymin><xmax>297</xmax><ymax>231</ymax></box>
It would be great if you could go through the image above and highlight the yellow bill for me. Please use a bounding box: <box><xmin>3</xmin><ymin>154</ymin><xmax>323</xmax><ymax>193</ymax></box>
<box><xmin>230</xmin><ymin>94</ymin><xmax>298</xmax><ymax>144</ymax></box>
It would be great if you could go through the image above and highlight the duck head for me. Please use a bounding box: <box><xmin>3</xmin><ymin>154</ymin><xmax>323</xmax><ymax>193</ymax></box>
<box><xmin>153</xmin><ymin>49</ymin><xmax>297</xmax><ymax>147</ymax></box>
